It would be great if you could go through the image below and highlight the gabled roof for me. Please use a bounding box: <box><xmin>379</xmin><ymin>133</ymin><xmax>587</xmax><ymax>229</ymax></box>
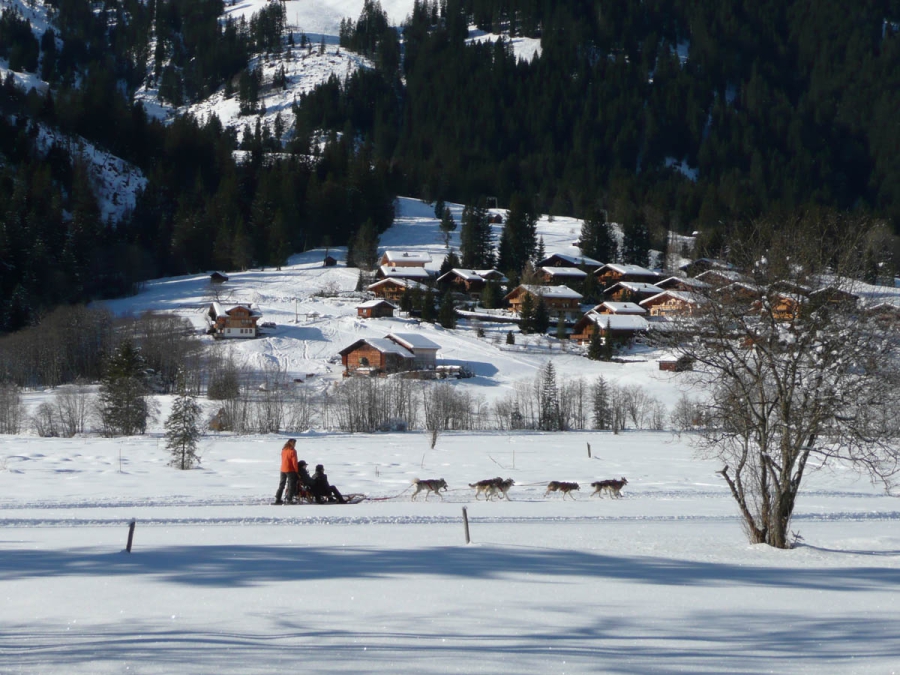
<box><xmin>655</xmin><ymin>276</ymin><xmax>710</xmax><ymax>290</ymax></box>
<box><xmin>357</xmin><ymin>299</ymin><xmax>397</xmax><ymax>309</ymax></box>
<box><xmin>436</xmin><ymin>268</ymin><xmax>485</xmax><ymax>283</ymax></box>
<box><xmin>580</xmin><ymin>311</ymin><xmax>649</xmax><ymax>331</ymax></box>
<box><xmin>338</xmin><ymin>338</ymin><xmax>414</xmax><ymax>358</ymax></box>
<box><xmin>639</xmin><ymin>290</ymin><xmax>703</xmax><ymax>306</ymax></box>
<box><xmin>506</xmin><ymin>284</ymin><xmax>583</xmax><ymax>301</ymax></box>
<box><xmin>594</xmin><ymin>301</ymin><xmax>647</xmax><ymax>315</ymax></box>
<box><xmin>537</xmin><ymin>253</ymin><xmax>604</xmax><ymax>268</ymax></box>
<box><xmin>367</xmin><ymin>278</ymin><xmax>430</xmax><ymax>292</ymax></box>
<box><xmin>387</xmin><ymin>332</ymin><xmax>441</xmax><ymax>351</ymax></box>
<box><xmin>541</xmin><ymin>266</ymin><xmax>587</xmax><ymax>279</ymax></box>
<box><xmin>596</xmin><ymin>263</ymin><xmax>660</xmax><ymax>278</ymax></box>
<box><xmin>679</xmin><ymin>258</ymin><xmax>734</xmax><ymax>271</ymax></box>
<box><xmin>475</xmin><ymin>268</ymin><xmax>508</xmax><ymax>282</ymax></box>
<box><xmin>379</xmin><ymin>265</ymin><xmax>433</xmax><ymax>280</ymax></box>
<box><xmin>603</xmin><ymin>281</ymin><xmax>663</xmax><ymax>295</ymax></box>
<box><xmin>381</xmin><ymin>250</ymin><xmax>432</xmax><ymax>264</ymax></box>
<box><xmin>695</xmin><ymin>269</ymin><xmax>747</xmax><ymax>284</ymax></box>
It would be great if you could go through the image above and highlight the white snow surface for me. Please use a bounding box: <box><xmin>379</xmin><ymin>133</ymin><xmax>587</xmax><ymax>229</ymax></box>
<box><xmin>3</xmin><ymin>197</ymin><xmax>899</xmax><ymax>673</ymax></box>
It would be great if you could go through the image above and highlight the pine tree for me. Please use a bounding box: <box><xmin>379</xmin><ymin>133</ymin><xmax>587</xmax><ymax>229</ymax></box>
<box><xmin>533</xmin><ymin>298</ymin><xmax>550</xmax><ymax>334</ymax></box>
<box><xmin>165</xmin><ymin>369</ymin><xmax>202</xmax><ymax>470</ymax></box>
<box><xmin>460</xmin><ymin>202</ymin><xmax>493</xmax><ymax>269</ymax></box>
<box><xmin>439</xmin><ymin>207</ymin><xmax>456</xmax><ymax>248</ymax></box>
<box><xmin>519</xmin><ymin>292</ymin><xmax>535</xmax><ymax>333</ymax></box>
<box><xmin>587</xmin><ymin>325</ymin><xmax>604</xmax><ymax>360</ymax></box>
<box><xmin>538</xmin><ymin>361</ymin><xmax>562</xmax><ymax>431</ymax></box>
<box><xmin>98</xmin><ymin>338</ymin><xmax>149</xmax><ymax>437</ymax></box>
<box><xmin>592</xmin><ymin>375</ymin><xmax>612</xmax><ymax>430</ymax></box>
<box><xmin>421</xmin><ymin>288</ymin><xmax>436</xmax><ymax>322</ymax></box>
<box><xmin>621</xmin><ymin>219</ymin><xmax>651</xmax><ymax>267</ymax></box>
<box><xmin>438</xmin><ymin>292</ymin><xmax>456</xmax><ymax>328</ymax></box>
<box><xmin>580</xmin><ymin>208</ymin><xmax>617</xmax><ymax>264</ymax></box>
<box><xmin>440</xmin><ymin>250</ymin><xmax>461</xmax><ymax>276</ymax></box>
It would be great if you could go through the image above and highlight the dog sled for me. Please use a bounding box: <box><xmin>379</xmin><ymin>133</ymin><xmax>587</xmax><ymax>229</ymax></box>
<box><xmin>272</xmin><ymin>487</ymin><xmax>366</xmax><ymax>505</ymax></box>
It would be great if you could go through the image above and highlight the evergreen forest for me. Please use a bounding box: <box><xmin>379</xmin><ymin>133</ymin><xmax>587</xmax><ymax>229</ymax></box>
<box><xmin>1</xmin><ymin>0</ymin><xmax>899</xmax><ymax>333</ymax></box>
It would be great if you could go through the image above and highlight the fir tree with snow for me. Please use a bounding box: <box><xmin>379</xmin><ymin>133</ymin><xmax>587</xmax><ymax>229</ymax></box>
<box><xmin>166</xmin><ymin>369</ymin><xmax>202</xmax><ymax>470</ymax></box>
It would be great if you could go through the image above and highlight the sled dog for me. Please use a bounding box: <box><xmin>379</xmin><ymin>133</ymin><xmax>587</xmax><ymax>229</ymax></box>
<box><xmin>544</xmin><ymin>481</ymin><xmax>580</xmax><ymax>499</ymax></box>
<box><xmin>470</xmin><ymin>477</ymin><xmax>515</xmax><ymax>501</ymax></box>
<box><xmin>412</xmin><ymin>478</ymin><xmax>448</xmax><ymax>500</ymax></box>
<box><xmin>591</xmin><ymin>477</ymin><xmax>628</xmax><ymax>498</ymax></box>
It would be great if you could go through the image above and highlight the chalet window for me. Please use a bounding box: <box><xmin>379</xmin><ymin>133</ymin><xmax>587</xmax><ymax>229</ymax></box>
<box><xmin>360</xmin><ymin>357</ymin><xmax>370</xmax><ymax>366</ymax></box>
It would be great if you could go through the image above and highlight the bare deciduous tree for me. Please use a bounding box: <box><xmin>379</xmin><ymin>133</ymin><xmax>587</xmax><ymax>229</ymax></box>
<box><xmin>659</xmin><ymin>215</ymin><xmax>900</xmax><ymax>548</ymax></box>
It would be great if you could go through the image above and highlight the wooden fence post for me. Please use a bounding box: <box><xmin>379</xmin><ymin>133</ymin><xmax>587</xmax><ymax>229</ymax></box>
<box><xmin>462</xmin><ymin>507</ymin><xmax>470</xmax><ymax>544</ymax></box>
<box><xmin>587</xmin><ymin>442</ymin><xmax>591</xmax><ymax>458</ymax></box>
<box><xmin>126</xmin><ymin>519</ymin><xmax>136</xmax><ymax>553</ymax></box>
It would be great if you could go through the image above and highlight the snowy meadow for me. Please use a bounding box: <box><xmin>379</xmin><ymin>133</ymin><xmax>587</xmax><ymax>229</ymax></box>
<box><xmin>2</xmin><ymin>429</ymin><xmax>899</xmax><ymax>674</ymax></box>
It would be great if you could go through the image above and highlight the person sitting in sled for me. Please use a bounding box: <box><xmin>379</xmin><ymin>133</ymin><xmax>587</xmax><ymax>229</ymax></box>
<box><xmin>311</xmin><ymin>464</ymin><xmax>345</xmax><ymax>503</ymax></box>
<box><xmin>274</xmin><ymin>439</ymin><xmax>299</xmax><ymax>504</ymax></box>
<box><xmin>296</xmin><ymin>459</ymin><xmax>315</xmax><ymax>501</ymax></box>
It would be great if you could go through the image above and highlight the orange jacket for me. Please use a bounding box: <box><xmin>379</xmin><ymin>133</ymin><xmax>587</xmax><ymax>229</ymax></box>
<box><xmin>280</xmin><ymin>443</ymin><xmax>298</xmax><ymax>473</ymax></box>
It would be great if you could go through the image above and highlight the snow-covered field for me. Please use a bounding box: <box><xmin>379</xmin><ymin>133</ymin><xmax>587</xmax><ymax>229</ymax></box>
<box><xmin>2</xmin><ymin>430</ymin><xmax>899</xmax><ymax>674</ymax></box>
<box><xmin>3</xmin><ymin>197</ymin><xmax>900</xmax><ymax>674</ymax></box>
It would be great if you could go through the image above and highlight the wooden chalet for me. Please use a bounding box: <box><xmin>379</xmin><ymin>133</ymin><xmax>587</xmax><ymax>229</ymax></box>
<box><xmin>602</xmin><ymin>281</ymin><xmax>662</xmax><ymax>303</ymax></box>
<box><xmin>379</xmin><ymin>250</ymin><xmax>432</xmax><ymax>268</ymax></box>
<box><xmin>655</xmin><ymin>276</ymin><xmax>709</xmax><ymax>292</ymax></box>
<box><xmin>536</xmin><ymin>253</ymin><xmax>603</xmax><ymax>272</ymax></box>
<box><xmin>210</xmin><ymin>271</ymin><xmax>229</xmax><ymax>284</ymax></box>
<box><xmin>208</xmin><ymin>302</ymin><xmax>262</xmax><ymax>338</ymax></box>
<box><xmin>639</xmin><ymin>290</ymin><xmax>702</xmax><ymax>318</ymax></box>
<box><xmin>357</xmin><ymin>299</ymin><xmax>397</xmax><ymax>319</ymax></box>
<box><xmin>809</xmin><ymin>285</ymin><xmax>859</xmax><ymax>307</ymax></box>
<box><xmin>367</xmin><ymin>278</ymin><xmax>430</xmax><ymax>302</ymax></box>
<box><xmin>323</xmin><ymin>255</ymin><xmax>337</xmax><ymax>267</ymax></box>
<box><xmin>571</xmin><ymin>311</ymin><xmax>648</xmax><ymax>343</ymax></box>
<box><xmin>436</xmin><ymin>269</ymin><xmax>487</xmax><ymax>296</ymax></box>
<box><xmin>539</xmin><ymin>266</ymin><xmax>587</xmax><ymax>285</ymax></box>
<box><xmin>436</xmin><ymin>268</ymin><xmax>509</xmax><ymax>297</ymax></box>
<box><xmin>376</xmin><ymin>265</ymin><xmax>433</xmax><ymax>282</ymax></box>
<box><xmin>339</xmin><ymin>338</ymin><xmax>414</xmax><ymax>374</ymax></box>
<box><xmin>765</xmin><ymin>293</ymin><xmax>805</xmax><ymax>321</ymax></box>
<box><xmin>679</xmin><ymin>258</ymin><xmax>735</xmax><ymax>278</ymax></box>
<box><xmin>865</xmin><ymin>301</ymin><xmax>900</xmax><ymax>326</ymax></box>
<box><xmin>504</xmin><ymin>284</ymin><xmax>584</xmax><ymax>321</ymax></box>
<box><xmin>592</xmin><ymin>301</ymin><xmax>647</xmax><ymax>315</ymax></box>
<box><xmin>386</xmin><ymin>332</ymin><xmax>441</xmax><ymax>369</ymax></box>
<box><xmin>695</xmin><ymin>268</ymin><xmax>748</xmax><ymax>287</ymax></box>
<box><xmin>595</xmin><ymin>263</ymin><xmax>661</xmax><ymax>287</ymax></box>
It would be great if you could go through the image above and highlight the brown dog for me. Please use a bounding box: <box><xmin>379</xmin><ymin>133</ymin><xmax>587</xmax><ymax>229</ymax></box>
<box><xmin>412</xmin><ymin>478</ymin><xmax>448</xmax><ymax>500</ymax></box>
<box><xmin>544</xmin><ymin>481</ymin><xmax>580</xmax><ymax>499</ymax></box>
<box><xmin>591</xmin><ymin>477</ymin><xmax>628</xmax><ymax>498</ymax></box>
<box><xmin>469</xmin><ymin>477</ymin><xmax>515</xmax><ymax>501</ymax></box>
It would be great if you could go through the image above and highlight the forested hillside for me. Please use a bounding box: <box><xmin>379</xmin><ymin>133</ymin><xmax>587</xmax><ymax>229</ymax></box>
<box><xmin>1</xmin><ymin>0</ymin><xmax>899</xmax><ymax>333</ymax></box>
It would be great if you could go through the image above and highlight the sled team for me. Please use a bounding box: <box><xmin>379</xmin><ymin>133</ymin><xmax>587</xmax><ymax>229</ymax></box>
<box><xmin>274</xmin><ymin>438</ymin><xmax>346</xmax><ymax>504</ymax></box>
<box><xmin>274</xmin><ymin>438</ymin><xmax>628</xmax><ymax>504</ymax></box>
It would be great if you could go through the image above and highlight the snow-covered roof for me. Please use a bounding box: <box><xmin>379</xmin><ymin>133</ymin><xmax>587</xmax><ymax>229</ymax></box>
<box><xmin>387</xmin><ymin>333</ymin><xmax>441</xmax><ymax>352</ymax></box>
<box><xmin>656</xmin><ymin>276</ymin><xmax>709</xmax><ymax>290</ymax></box>
<box><xmin>598</xmin><ymin>263</ymin><xmax>660</xmax><ymax>277</ymax></box>
<box><xmin>367</xmin><ymin>278</ymin><xmax>431</xmax><ymax>292</ymax></box>
<box><xmin>537</xmin><ymin>253</ymin><xmax>603</xmax><ymax>268</ymax></box>
<box><xmin>340</xmin><ymin>338</ymin><xmax>414</xmax><ymax>358</ymax></box>
<box><xmin>640</xmin><ymin>291</ymin><xmax>703</xmax><ymax>306</ymax></box>
<box><xmin>358</xmin><ymin>299</ymin><xmax>397</xmax><ymax>309</ymax></box>
<box><xmin>603</xmin><ymin>281</ymin><xmax>663</xmax><ymax>294</ymax></box>
<box><xmin>381</xmin><ymin>251</ymin><xmax>433</xmax><ymax>264</ymax></box>
<box><xmin>515</xmin><ymin>284</ymin><xmax>583</xmax><ymax>300</ymax></box>
<box><xmin>695</xmin><ymin>269</ymin><xmax>746</xmax><ymax>284</ymax></box>
<box><xmin>584</xmin><ymin>312</ymin><xmax>649</xmax><ymax>331</ymax></box>
<box><xmin>596</xmin><ymin>302</ymin><xmax>647</xmax><ymax>315</ymax></box>
<box><xmin>379</xmin><ymin>265</ymin><xmax>433</xmax><ymax>280</ymax></box>
<box><xmin>437</xmin><ymin>269</ymin><xmax>485</xmax><ymax>283</ymax></box>
<box><xmin>475</xmin><ymin>269</ymin><xmax>508</xmax><ymax>282</ymax></box>
<box><xmin>541</xmin><ymin>266</ymin><xmax>587</xmax><ymax>279</ymax></box>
